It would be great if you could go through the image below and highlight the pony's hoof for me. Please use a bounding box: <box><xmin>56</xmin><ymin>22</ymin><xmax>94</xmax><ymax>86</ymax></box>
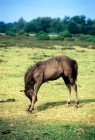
<box><xmin>28</xmin><ymin>111</ymin><xmax>32</xmax><ymax>114</ymax></box>
<box><xmin>66</xmin><ymin>104</ymin><xmax>69</xmax><ymax>107</ymax></box>
<box><xmin>66</xmin><ymin>104</ymin><xmax>70</xmax><ymax>107</ymax></box>
<box><xmin>26</xmin><ymin>108</ymin><xmax>29</xmax><ymax>111</ymax></box>
<box><xmin>66</xmin><ymin>102</ymin><xmax>70</xmax><ymax>107</ymax></box>
<box><xmin>75</xmin><ymin>104</ymin><xmax>78</xmax><ymax>108</ymax></box>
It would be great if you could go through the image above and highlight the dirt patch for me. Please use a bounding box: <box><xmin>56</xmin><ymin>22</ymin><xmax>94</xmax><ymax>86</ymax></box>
<box><xmin>0</xmin><ymin>130</ymin><xmax>11</xmax><ymax>135</ymax></box>
<box><xmin>0</xmin><ymin>98</ymin><xmax>16</xmax><ymax>103</ymax></box>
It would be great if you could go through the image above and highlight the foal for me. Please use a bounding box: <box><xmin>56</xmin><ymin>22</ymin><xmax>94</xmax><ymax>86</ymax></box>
<box><xmin>23</xmin><ymin>55</ymin><xmax>79</xmax><ymax>113</ymax></box>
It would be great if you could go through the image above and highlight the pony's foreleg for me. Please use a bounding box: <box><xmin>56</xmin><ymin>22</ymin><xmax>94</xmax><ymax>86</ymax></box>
<box><xmin>26</xmin><ymin>95</ymin><xmax>38</xmax><ymax>111</ymax></box>
<box><xmin>29</xmin><ymin>82</ymin><xmax>41</xmax><ymax>113</ymax></box>
<box><xmin>66</xmin><ymin>84</ymin><xmax>71</xmax><ymax>107</ymax></box>
<box><xmin>26</xmin><ymin>103</ymin><xmax>31</xmax><ymax>111</ymax></box>
<box><xmin>73</xmin><ymin>83</ymin><xmax>79</xmax><ymax>108</ymax></box>
<box><xmin>25</xmin><ymin>89</ymin><xmax>34</xmax><ymax>112</ymax></box>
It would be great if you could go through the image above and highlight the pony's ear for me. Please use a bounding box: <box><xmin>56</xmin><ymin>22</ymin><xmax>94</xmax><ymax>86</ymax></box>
<box><xmin>20</xmin><ymin>90</ymin><xmax>25</xmax><ymax>92</ymax></box>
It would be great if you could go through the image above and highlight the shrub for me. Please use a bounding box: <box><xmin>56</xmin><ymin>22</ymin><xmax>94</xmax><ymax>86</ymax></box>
<box><xmin>60</xmin><ymin>31</ymin><xmax>72</xmax><ymax>37</ymax></box>
<box><xmin>36</xmin><ymin>31</ymin><xmax>50</xmax><ymax>40</ymax></box>
<box><xmin>6</xmin><ymin>31</ymin><xmax>16</xmax><ymax>36</ymax></box>
<box><xmin>57</xmin><ymin>33</ymin><xmax>64</xmax><ymax>40</ymax></box>
<box><xmin>18</xmin><ymin>30</ymin><xmax>25</xmax><ymax>35</ymax></box>
<box><xmin>24</xmin><ymin>33</ymin><xmax>29</xmax><ymax>36</ymax></box>
<box><xmin>56</xmin><ymin>31</ymin><xmax>72</xmax><ymax>40</ymax></box>
<box><xmin>76</xmin><ymin>33</ymin><xmax>95</xmax><ymax>43</ymax></box>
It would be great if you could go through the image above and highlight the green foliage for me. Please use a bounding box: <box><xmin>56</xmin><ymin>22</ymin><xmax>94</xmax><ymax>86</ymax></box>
<box><xmin>71</xmin><ymin>15</ymin><xmax>86</xmax><ymax>24</ymax></box>
<box><xmin>56</xmin><ymin>31</ymin><xmax>71</xmax><ymax>40</ymax></box>
<box><xmin>23</xmin><ymin>32</ymin><xmax>29</xmax><ymax>36</ymax></box>
<box><xmin>68</xmin><ymin>22</ymin><xmax>80</xmax><ymax>34</ymax></box>
<box><xmin>36</xmin><ymin>31</ymin><xmax>50</xmax><ymax>40</ymax></box>
<box><xmin>76</xmin><ymin>34</ymin><xmax>95</xmax><ymax>43</ymax></box>
<box><xmin>18</xmin><ymin>30</ymin><xmax>25</xmax><ymax>35</ymax></box>
<box><xmin>24</xmin><ymin>22</ymin><xmax>38</xmax><ymax>33</ymax></box>
<box><xmin>6</xmin><ymin>31</ymin><xmax>16</xmax><ymax>36</ymax></box>
<box><xmin>1</xmin><ymin>15</ymin><xmax>95</xmax><ymax>36</ymax></box>
<box><xmin>0</xmin><ymin>22</ymin><xmax>6</xmax><ymax>33</ymax></box>
<box><xmin>81</xmin><ymin>26</ymin><xmax>95</xmax><ymax>35</ymax></box>
<box><xmin>17</xmin><ymin>17</ymin><xmax>26</xmax><ymax>31</ymax></box>
<box><xmin>57</xmin><ymin>32</ymin><xmax>64</xmax><ymax>40</ymax></box>
<box><xmin>60</xmin><ymin>31</ymin><xmax>72</xmax><ymax>37</ymax></box>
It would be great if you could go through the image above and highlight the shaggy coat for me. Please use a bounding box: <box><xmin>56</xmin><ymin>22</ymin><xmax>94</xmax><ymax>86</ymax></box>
<box><xmin>23</xmin><ymin>55</ymin><xmax>79</xmax><ymax>113</ymax></box>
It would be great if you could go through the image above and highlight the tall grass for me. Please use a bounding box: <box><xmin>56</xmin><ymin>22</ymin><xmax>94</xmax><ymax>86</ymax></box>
<box><xmin>0</xmin><ymin>35</ymin><xmax>95</xmax><ymax>48</ymax></box>
<box><xmin>0</xmin><ymin>36</ymin><xmax>95</xmax><ymax>139</ymax></box>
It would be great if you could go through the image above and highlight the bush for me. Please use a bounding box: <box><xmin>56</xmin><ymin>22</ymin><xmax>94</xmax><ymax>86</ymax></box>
<box><xmin>18</xmin><ymin>30</ymin><xmax>25</xmax><ymax>35</ymax></box>
<box><xmin>76</xmin><ymin>33</ymin><xmax>95</xmax><ymax>43</ymax></box>
<box><xmin>23</xmin><ymin>33</ymin><xmax>29</xmax><ymax>36</ymax></box>
<box><xmin>6</xmin><ymin>31</ymin><xmax>16</xmax><ymax>36</ymax></box>
<box><xmin>56</xmin><ymin>31</ymin><xmax>72</xmax><ymax>40</ymax></box>
<box><xmin>57</xmin><ymin>33</ymin><xmax>64</xmax><ymax>40</ymax></box>
<box><xmin>60</xmin><ymin>31</ymin><xmax>72</xmax><ymax>37</ymax></box>
<box><xmin>36</xmin><ymin>31</ymin><xmax>50</xmax><ymax>40</ymax></box>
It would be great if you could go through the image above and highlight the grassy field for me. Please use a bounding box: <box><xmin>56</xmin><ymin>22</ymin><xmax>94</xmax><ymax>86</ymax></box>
<box><xmin>0</xmin><ymin>36</ymin><xmax>95</xmax><ymax>140</ymax></box>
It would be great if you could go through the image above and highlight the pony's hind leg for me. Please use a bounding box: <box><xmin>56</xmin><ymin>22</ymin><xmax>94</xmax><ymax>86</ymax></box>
<box><xmin>69</xmin><ymin>77</ymin><xmax>79</xmax><ymax>108</ymax></box>
<box><xmin>66</xmin><ymin>84</ymin><xmax>71</xmax><ymax>106</ymax></box>
<box><xmin>72</xmin><ymin>82</ymin><xmax>79</xmax><ymax>108</ymax></box>
<box><xmin>62</xmin><ymin>75</ymin><xmax>71</xmax><ymax>106</ymax></box>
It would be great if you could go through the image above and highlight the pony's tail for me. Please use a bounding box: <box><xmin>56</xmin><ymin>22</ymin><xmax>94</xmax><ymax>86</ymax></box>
<box><xmin>73</xmin><ymin>60</ymin><xmax>78</xmax><ymax>81</ymax></box>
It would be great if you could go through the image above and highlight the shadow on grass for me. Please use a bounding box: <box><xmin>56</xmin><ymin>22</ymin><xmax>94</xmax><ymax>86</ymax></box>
<box><xmin>37</xmin><ymin>99</ymin><xmax>95</xmax><ymax>112</ymax></box>
<box><xmin>37</xmin><ymin>101</ymin><xmax>66</xmax><ymax>112</ymax></box>
<box><xmin>79</xmin><ymin>99</ymin><xmax>95</xmax><ymax>106</ymax></box>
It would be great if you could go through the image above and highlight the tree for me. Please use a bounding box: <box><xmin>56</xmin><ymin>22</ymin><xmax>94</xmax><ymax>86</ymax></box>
<box><xmin>67</xmin><ymin>22</ymin><xmax>80</xmax><ymax>34</ymax></box>
<box><xmin>80</xmin><ymin>15</ymin><xmax>86</xmax><ymax>24</ymax></box>
<box><xmin>17</xmin><ymin>17</ymin><xmax>26</xmax><ymax>32</ymax></box>
<box><xmin>0</xmin><ymin>22</ymin><xmax>6</xmax><ymax>33</ymax></box>
<box><xmin>81</xmin><ymin>25</ymin><xmax>95</xmax><ymax>35</ymax></box>
<box><xmin>5</xmin><ymin>22</ymin><xmax>17</xmax><ymax>33</ymax></box>
<box><xmin>50</xmin><ymin>18</ymin><xmax>64</xmax><ymax>33</ymax></box>
<box><xmin>87</xmin><ymin>19</ymin><xmax>93</xmax><ymax>26</ymax></box>
<box><xmin>1</xmin><ymin>15</ymin><xmax>95</xmax><ymax>35</ymax></box>
<box><xmin>71</xmin><ymin>15</ymin><xmax>86</xmax><ymax>24</ymax></box>
<box><xmin>63</xmin><ymin>16</ymin><xmax>70</xmax><ymax>24</ymax></box>
<box><xmin>24</xmin><ymin>22</ymin><xmax>38</xmax><ymax>33</ymax></box>
<box><xmin>40</xmin><ymin>17</ymin><xmax>52</xmax><ymax>32</ymax></box>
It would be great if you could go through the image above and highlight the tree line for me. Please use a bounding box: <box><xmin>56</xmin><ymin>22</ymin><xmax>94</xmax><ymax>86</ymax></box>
<box><xmin>0</xmin><ymin>15</ymin><xmax>95</xmax><ymax>35</ymax></box>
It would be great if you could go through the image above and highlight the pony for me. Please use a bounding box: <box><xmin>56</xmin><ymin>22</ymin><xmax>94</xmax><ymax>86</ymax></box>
<box><xmin>22</xmin><ymin>55</ymin><xmax>79</xmax><ymax>113</ymax></box>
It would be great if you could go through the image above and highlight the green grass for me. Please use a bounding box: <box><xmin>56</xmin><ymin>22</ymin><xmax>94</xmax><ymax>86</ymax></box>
<box><xmin>0</xmin><ymin>36</ymin><xmax>95</xmax><ymax>139</ymax></box>
<box><xmin>0</xmin><ymin>118</ymin><xmax>95</xmax><ymax>140</ymax></box>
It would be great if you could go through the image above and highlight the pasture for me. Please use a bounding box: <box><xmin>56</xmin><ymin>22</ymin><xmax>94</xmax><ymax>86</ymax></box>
<box><xmin>0</xmin><ymin>36</ymin><xmax>95</xmax><ymax>139</ymax></box>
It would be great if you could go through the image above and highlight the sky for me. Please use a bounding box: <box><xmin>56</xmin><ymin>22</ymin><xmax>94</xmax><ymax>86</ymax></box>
<box><xmin>0</xmin><ymin>0</ymin><xmax>95</xmax><ymax>23</ymax></box>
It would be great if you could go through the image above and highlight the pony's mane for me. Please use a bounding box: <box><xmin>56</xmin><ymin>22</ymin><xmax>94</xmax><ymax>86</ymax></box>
<box><xmin>24</xmin><ymin>61</ymin><xmax>42</xmax><ymax>84</ymax></box>
<box><xmin>24</xmin><ymin>65</ymin><xmax>33</xmax><ymax>83</ymax></box>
